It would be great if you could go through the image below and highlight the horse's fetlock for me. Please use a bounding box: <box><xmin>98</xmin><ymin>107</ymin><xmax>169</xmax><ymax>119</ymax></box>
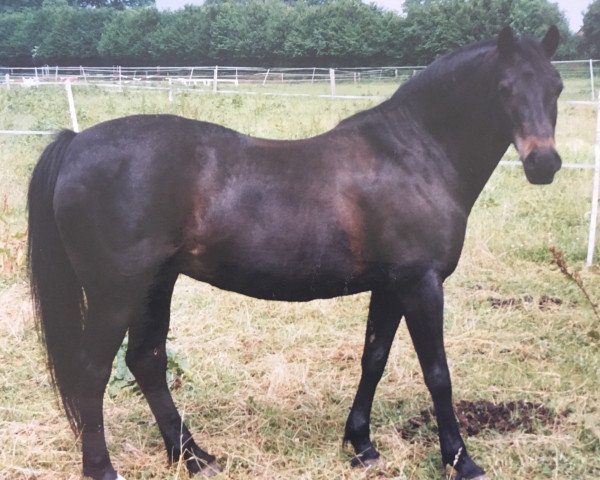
<box><xmin>82</xmin><ymin>453</ymin><xmax>115</xmax><ymax>479</ymax></box>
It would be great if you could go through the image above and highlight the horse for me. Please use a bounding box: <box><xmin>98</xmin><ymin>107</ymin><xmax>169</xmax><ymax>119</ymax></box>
<box><xmin>27</xmin><ymin>26</ymin><xmax>562</xmax><ymax>480</ymax></box>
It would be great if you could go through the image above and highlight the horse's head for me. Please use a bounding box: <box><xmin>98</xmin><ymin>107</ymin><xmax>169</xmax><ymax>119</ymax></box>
<box><xmin>495</xmin><ymin>25</ymin><xmax>563</xmax><ymax>184</ymax></box>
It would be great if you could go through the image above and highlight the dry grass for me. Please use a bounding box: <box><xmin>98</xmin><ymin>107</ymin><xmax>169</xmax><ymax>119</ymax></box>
<box><xmin>0</xmin><ymin>84</ymin><xmax>599</xmax><ymax>479</ymax></box>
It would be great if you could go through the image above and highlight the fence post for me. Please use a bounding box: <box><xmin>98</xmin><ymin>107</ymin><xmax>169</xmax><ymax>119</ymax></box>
<box><xmin>65</xmin><ymin>80</ymin><xmax>80</xmax><ymax>133</ymax></box>
<box><xmin>213</xmin><ymin>66</ymin><xmax>218</xmax><ymax>93</ymax></box>
<box><xmin>5</xmin><ymin>73</ymin><xmax>9</xmax><ymax>89</ymax></box>
<box><xmin>263</xmin><ymin>68</ymin><xmax>270</xmax><ymax>86</ymax></box>
<box><xmin>168</xmin><ymin>77</ymin><xmax>173</xmax><ymax>102</ymax></box>
<box><xmin>590</xmin><ymin>59</ymin><xmax>596</xmax><ymax>102</ymax></box>
<box><xmin>329</xmin><ymin>68</ymin><xmax>336</xmax><ymax>97</ymax></box>
<box><xmin>586</xmin><ymin>93</ymin><xmax>600</xmax><ymax>266</ymax></box>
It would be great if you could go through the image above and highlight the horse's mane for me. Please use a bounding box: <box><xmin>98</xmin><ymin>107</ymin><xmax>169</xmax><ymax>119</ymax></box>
<box><xmin>336</xmin><ymin>39</ymin><xmax>496</xmax><ymax>127</ymax></box>
<box><xmin>390</xmin><ymin>39</ymin><xmax>497</xmax><ymax>103</ymax></box>
<box><xmin>338</xmin><ymin>34</ymin><xmax>543</xmax><ymax>128</ymax></box>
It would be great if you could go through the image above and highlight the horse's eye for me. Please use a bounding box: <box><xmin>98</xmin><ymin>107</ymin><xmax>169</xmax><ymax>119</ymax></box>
<box><xmin>498</xmin><ymin>80</ymin><xmax>512</xmax><ymax>97</ymax></box>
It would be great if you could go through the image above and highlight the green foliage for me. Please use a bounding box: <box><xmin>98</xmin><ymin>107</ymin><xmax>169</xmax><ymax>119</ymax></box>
<box><xmin>400</xmin><ymin>0</ymin><xmax>574</xmax><ymax>64</ymax></box>
<box><xmin>37</xmin><ymin>4</ymin><xmax>114</xmax><ymax>64</ymax></box>
<box><xmin>0</xmin><ymin>0</ymin><xmax>589</xmax><ymax>67</ymax></box>
<box><xmin>109</xmin><ymin>336</ymin><xmax>189</xmax><ymax>397</ymax></box>
<box><xmin>0</xmin><ymin>0</ymin><xmax>45</xmax><ymax>10</ymax></box>
<box><xmin>582</xmin><ymin>0</ymin><xmax>600</xmax><ymax>58</ymax></box>
<box><xmin>97</xmin><ymin>8</ymin><xmax>161</xmax><ymax>64</ymax></box>
<box><xmin>78</xmin><ymin>0</ymin><xmax>155</xmax><ymax>7</ymax></box>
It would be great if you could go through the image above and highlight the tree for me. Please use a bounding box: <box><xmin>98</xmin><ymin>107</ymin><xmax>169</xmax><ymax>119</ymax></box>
<box><xmin>0</xmin><ymin>9</ymin><xmax>46</xmax><ymax>65</ymax></box>
<box><xmin>0</xmin><ymin>1</ymin><xmax>44</xmax><ymax>10</ymax></box>
<box><xmin>36</xmin><ymin>3</ymin><xmax>113</xmax><ymax>63</ymax></box>
<box><xmin>0</xmin><ymin>0</ymin><xmax>154</xmax><ymax>9</ymax></box>
<box><xmin>281</xmin><ymin>0</ymin><xmax>401</xmax><ymax>66</ymax></box>
<box><xmin>0</xmin><ymin>0</ymin><xmax>581</xmax><ymax>68</ymax></box>
<box><xmin>97</xmin><ymin>8</ymin><xmax>161</xmax><ymax>64</ymax></box>
<box><xmin>77</xmin><ymin>0</ymin><xmax>155</xmax><ymax>8</ymax></box>
<box><xmin>581</xmin><ymin>0</ymin><xmax>600</xmax><ymax>58</ymax></box>
<box><xmin>147</xmin><ymin>6</ymin><xmax>211</xmax><ymax>65</ymax></box>
<box><xmin>399</xmin><ymin>0</ymin><xmax>574</xmax><ymax>64</ymax></box>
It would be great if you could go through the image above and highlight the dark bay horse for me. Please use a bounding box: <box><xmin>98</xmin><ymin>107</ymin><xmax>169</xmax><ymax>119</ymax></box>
<box><xmin>28</xmin><ymin>26</ymin><xmax>563</xmax><ymax>480</ymax></box>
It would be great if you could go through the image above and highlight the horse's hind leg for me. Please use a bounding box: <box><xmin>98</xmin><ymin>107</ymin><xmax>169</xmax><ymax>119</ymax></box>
<box><xmin>79</xmin><ymin>295</ymin><xmax>135</xmax><ymax>480</ymax></box>
<box><xmin>125</xmin><ymin>271</ymin><xmax>220</xmax><ymax>477</ymax></box>
<box><xmin>344</xmin><ymin>289</ymin><xmax>402</xmax><ymax>467</ymax></box>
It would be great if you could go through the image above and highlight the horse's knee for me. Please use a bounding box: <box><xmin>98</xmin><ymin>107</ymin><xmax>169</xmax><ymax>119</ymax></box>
<box><xmin>424</xmin><ymin>365</ymin><xmax>452</xmax><ymax>397</ymax></box>
<box><xmin>79</xmin><ymin>357</ymin><xmax>113</xmax><ymax>395</ymax></box>
<box><xmin>125</xmin><ymin>345</ymin><xmax>167</xmax><ymax>392</ymax></box>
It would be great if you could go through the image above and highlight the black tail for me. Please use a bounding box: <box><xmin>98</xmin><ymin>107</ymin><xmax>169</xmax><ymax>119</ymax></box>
<box><xmin>27</xmin><ymin>129</ymin><xmax>84</xmax><ymax>434</ymax></box>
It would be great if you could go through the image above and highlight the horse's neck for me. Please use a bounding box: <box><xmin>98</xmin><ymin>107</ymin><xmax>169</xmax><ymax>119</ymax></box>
<box><xmin>392</xmin><ymin>67</ymin><xmax>510</xmax><ymax>209</ymax></box>
<box><xmin>428</xmin><ymin>102</ymin><xmax>510</xmax><ymax>207</ymax></box>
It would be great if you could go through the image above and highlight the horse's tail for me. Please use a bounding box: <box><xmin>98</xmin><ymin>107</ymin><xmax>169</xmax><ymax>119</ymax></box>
<box><xmin>28</xmin><ymin>129</ymin><xmax>84</xmax><ymax>434</ymax></box>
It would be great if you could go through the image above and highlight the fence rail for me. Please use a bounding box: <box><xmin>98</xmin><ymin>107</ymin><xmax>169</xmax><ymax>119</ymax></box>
<box><xmin>2</xmin><ymin>60</ymin><xmax>598</xmax><ymax>100</ymax></box>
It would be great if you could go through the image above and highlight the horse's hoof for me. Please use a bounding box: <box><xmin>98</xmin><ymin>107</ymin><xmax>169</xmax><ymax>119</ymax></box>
<box><xmin>198</xmin><ymin>461</ymin><xmax>222</xmax><ymax>477</ymax></box>
<box><xmin>363</xmin><ymin>456</ymin><xmax>385</xmax><ymax>470</ymax></box>
<box><xmin>351</xmin><ymin>455</ymin><xmax>385</xmax><ymax>469</ymax></box>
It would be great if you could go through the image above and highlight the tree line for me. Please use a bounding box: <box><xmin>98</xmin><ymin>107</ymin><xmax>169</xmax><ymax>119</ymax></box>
<box><xmin>1</xmin><ymin>0</ymin><xmax>599</xmax><ymax>68</ymax></box>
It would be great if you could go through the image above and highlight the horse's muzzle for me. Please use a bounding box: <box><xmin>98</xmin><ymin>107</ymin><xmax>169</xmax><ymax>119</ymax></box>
<box><xmin>522</xmin><ymin>148</ymin><xmax>562</xmax><ymax>185</ymax></box>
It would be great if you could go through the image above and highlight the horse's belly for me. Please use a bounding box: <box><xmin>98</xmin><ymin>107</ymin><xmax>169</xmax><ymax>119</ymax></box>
<box><xmin>181</xmin><ymin>256</ymin><xmax>370</xmax><ymax>301</ymax></box>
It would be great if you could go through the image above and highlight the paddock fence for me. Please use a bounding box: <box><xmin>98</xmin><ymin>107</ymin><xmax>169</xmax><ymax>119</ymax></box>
<box><xmin>1</xmin><ymin>61</ymin><xmax>599</xmax><ymax>265</ymax></box>
<box><xmin>1</xmin><ymin>59</ymin><xmax>598</xmax><ymax>99</ymax></box>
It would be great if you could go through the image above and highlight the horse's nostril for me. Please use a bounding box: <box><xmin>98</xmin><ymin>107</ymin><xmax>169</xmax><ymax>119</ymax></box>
<box><xmin>523</xmin><ymin>149</ymin><xmax>561</xmax><ymax>185</ymax></box>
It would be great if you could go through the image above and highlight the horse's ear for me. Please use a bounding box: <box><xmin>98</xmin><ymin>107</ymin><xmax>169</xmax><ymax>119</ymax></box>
<box><xmin>541</xmin><ymin>25</ymin><xmax>560</xmax><ymax>57</ymax></box>
<box><xmin>498</xmin><ymin>26</ymin><xmax>515</xmax><ymax>58</ymax></box>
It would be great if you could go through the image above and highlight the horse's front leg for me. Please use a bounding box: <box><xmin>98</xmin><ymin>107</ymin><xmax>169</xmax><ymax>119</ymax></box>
<box><xmin>403</xmin><ymin>271</ymin><xmax>486</xmax><ymax>480</ymax></box>
<box><xmin>344</xmin><ymin>288</ymin><xmax>402</xmax><ymax>467</ymax></box>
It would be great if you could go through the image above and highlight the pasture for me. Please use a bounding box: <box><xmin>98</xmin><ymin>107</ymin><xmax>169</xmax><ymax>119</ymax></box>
<box><xmin>0</xmin><ymin>83</ymin><xmax>599</xmax><ymax>479</ymax></box>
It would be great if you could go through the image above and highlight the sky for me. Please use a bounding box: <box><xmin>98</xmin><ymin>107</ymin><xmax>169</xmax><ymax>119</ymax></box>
<box><xmin>155</xmin><ymin>0</ymin><xmax>592</xmax><ymax>32</ymax></box>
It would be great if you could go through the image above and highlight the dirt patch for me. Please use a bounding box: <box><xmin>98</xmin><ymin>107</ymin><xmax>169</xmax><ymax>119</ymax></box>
<box><xmin>397</xmin><ymin>400</ymin><xmax>568</xmax><ymax>445</ymax></box>
<box><xmin>537</xmin><ymin>295</ymin><xmax>564</xmax><ymax>310</ymax></box>
<box><xmin>487</xmin><ymin>295</ymin><xmax>565</xmax><ymax>310</ymax></box>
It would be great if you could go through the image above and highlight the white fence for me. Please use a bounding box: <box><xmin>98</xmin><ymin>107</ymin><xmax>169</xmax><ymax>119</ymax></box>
<box><xmin>1</xmin><ymin>62</ymin><xmax>599</xmax><ymax>265</ymax></box>
<box><xmin>1</xmin><ymin>65</ymin><xmax>425</xmax><ymax>94</ymax></box>
<box><xmin>2</xmin><ymin>60</ymin><xmax>598</xmax><ymax>99</ymax></box>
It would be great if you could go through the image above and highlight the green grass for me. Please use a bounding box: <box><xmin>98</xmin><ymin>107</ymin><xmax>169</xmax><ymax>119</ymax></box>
<box><xmin>0</xmin><ymin>83</ymin><xmax>599</xmax><ymax>479</ymax></box>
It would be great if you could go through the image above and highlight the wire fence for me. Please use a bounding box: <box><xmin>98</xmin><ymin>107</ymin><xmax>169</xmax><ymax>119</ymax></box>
<box><xmin>2</xmin><ymin>60</ymin><xmax>598</xmax><ymax>100</ymax></box>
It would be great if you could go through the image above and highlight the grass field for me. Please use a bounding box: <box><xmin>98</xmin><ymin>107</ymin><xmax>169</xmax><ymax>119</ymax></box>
<box><xmin>0</xmin><ymin>82</ymin><xmax>599</xmax><ymax>479</ymax></box>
